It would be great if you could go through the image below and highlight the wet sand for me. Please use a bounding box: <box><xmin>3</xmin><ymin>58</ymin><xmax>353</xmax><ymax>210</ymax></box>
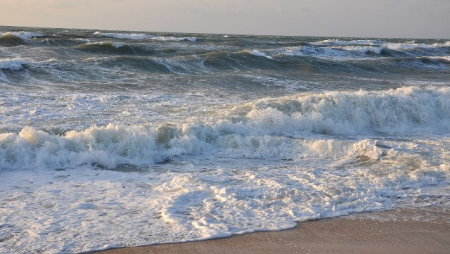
<box><xmin>92</xmin><ymin>206</ymin><xmax>450</xmax><ymax>254</ymax></box>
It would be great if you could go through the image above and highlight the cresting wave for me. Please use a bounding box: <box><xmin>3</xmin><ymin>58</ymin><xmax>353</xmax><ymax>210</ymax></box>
<box><xmin>0</xmin><ymin>31</ymin><xmax>43</xmax><ymax>46</ymax></box>
<box><xmin>75</xmin><ymin>41</ymin><xmax>129</xmax><ymax>50</ymax></box>
<box><xmin>312</xmin><ymin>39</ymin><xmax>450</xmax><ymax>49</ymax></box>
<box><xmin>0</xmin><ymin>31</ymin><xmax>43</xmax><ymax>40</ymax></box>
<box><xmin>0</xmin><ymin>59</ymin><xmax>28</xmax><ymax>70</ymax></box>
<box><xmin>74</xmin><ymin>41</ymin><xmax>157</xmax><ymax>55</ymax></box>
<box><xmin>279</xmin><ymin>39</ymin><xmax>450</xmax><ymax>59</ymax></box>
<box><xmin>94</xmin><ymin>31</ymin><xmax>197</xmax><ymax>41</ymax></box>
<box><xmin>1</xmin><ymin>86</ymin><xmax>448</xmax><ymax>171</ymax></box>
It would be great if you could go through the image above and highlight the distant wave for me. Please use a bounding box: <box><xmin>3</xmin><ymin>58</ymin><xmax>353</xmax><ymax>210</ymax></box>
<box><xmin>242</xmin><ymin>49</ymin><xmax>272</xmax><ymax>59</ymax></box>
<box><xmin>74</xmin><ymin>41</ymin><xmax>155</xmax><ymax>55</ymax></box>
<box><xmin>0</xmin><ymin>31</ymin><xmax>43</xmax><ymax>40</ymax></box>
<box><xmin>276</xmin><ymin>45</ymin><xmax>388</xmax><ymax>59</ymax></box>
<box><xmin>312</xmin><ymin>39</ymin><xmax>450</xmax><ymax>49</ymax></box>
<box><xmin>1</xmin><ymin>86</ymin><xmax>448</xmax><ymax>171</ymax></box>
<box><xmin>0</xmin><ymin>32</ymin><xmax>43</xmax><ymax>46</ymax></box>
<box><xmin>94</xmin><ymin>31</ymin><xmax>149</xmax><ymax>40</ymax></box>
<box><xmin>311</xmin><ymin>39</ymin><xmax>383</xmax><ymax>46</ymax></box>
<box><xmin>276</xmin><ymin>40</ymin><xmax>450</xmax><ymax>60</ymax></box>
<box><xmin>94</xmin><ymin>31</ymin><xmax>197</xmax><ymax>42</ymax></box>
<box><xmin>76</xmin><ymin>41</ymin><xmax>125</xmax><ymax>49</ymax></box>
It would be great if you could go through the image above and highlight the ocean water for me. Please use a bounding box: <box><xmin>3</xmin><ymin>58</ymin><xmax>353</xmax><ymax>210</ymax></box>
<box><xmin>0</xmin><ymin>26</ymin><xmax>449</xmax><ymax>253</ymax></box>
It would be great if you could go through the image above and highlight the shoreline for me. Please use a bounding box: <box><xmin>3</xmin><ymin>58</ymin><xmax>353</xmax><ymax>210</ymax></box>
<box><xmin>91</xmin><ymin>205</ymin><xmax>450</xmax><ymax>254</ymax></box>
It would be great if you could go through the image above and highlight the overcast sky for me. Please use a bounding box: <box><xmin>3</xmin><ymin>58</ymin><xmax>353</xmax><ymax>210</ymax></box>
<box><xmin>1</xmin><ymin>0</ymin><xmax>449</xmax><ymax>38</ymax></box>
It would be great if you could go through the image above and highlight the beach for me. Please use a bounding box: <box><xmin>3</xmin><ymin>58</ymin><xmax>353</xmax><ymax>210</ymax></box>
<box><xmin>93</xmin><ymin>206</ymin><xmax>450</xmax><ymax>254</ymax></box>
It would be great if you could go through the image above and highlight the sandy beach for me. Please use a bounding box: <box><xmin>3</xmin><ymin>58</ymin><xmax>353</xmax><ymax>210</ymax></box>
<box><xmin>92</xmin><ymin>205</ymin><xmax>450</xmax><ymax>254</ymax></box>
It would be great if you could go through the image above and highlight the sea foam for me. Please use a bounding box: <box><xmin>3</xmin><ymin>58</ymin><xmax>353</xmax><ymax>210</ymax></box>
<box><xmin>95</xmin><ymin>31</ymin><xmax>197</xmax><ymax>42</ymax></box>
<box><xmin>0</xmin><ymin>59</ymin><xmax>27</xmax><ymax>70</ymax></box>
<box><xmin>0</xmin><ymin>31</ymin><xmax>43</xmax><ymax>40</ymax></box>
<box><xmin>1</xmin><ymin>86</ymin><xmax>448</xmax><ymax>171</ymax></box>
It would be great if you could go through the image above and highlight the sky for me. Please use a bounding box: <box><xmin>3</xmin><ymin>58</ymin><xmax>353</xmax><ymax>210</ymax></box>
<box><xmin>0</xmin><ymin>0</ymin><xmax>449</xmax><ymax>38</ymax></box>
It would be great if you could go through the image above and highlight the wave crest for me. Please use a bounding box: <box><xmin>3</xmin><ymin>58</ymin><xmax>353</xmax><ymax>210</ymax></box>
<box><xmin>1</xmin><ymin>87</ymin><xmax>448</xmax><ymax>171</ymax></box>
<box><xmin>94</xmin><ymin>31</ymin><xmax>197</xmax><ymax>42</ymax></box>
<box><xmin>0</xmin><ymin>59</ymin><xmax>28</xmax><ymax>70</ymax></box>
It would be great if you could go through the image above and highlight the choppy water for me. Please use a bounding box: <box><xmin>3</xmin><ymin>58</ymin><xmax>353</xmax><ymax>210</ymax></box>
<box><xmin>1</xmin><ymin>26</ymin><xmax>449</xmax><ymax>253</ymax></box>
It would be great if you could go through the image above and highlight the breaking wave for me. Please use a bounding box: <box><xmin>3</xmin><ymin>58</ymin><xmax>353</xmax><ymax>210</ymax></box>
<box><xmin>0</xmin><ymin>59</ymin><xmax>28</xmax><ymax>70</ymax></box>
<box><xmin>277</xmin><ymin>39</ymin><xmax>450</xmax><ymax>60</ymax></box>
<box><xmin>0</xmin><ymin>32</ymin><xmax>43</xmax><ymax>46</ymax></box>
<box><xmin>94</xmin><ymin>31</ymin><xmax>197</xmax><ymax>41</ymax></box>
<box><xmin>0</xmin><ymin>31</ymin><xmax>43</xmax><ymax>40</ymax></box>
<box><xmin>74</xmin><ymin>41</ymin><xmax>154</xmax><ymax>55</ymax></box>
<box><xmin>1</xmin><ymin>86</ymin><xmax>448</xmax><ymax>171</ymax></box>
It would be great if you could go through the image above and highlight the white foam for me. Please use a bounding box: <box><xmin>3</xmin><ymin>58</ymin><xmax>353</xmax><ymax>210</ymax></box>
<box><xmin>312</xmin><ymin>39</ymin><xmax>450</xmax><ymax>50</ymax></box>
<box><xmin>245</xmin><ymin>50</ymin><xmax>272</xmax><ymax>59</ymax></box>
<box><xmin>95</xmin><ymin>31</ymin><xmax>197</xmax><ymax>42</ymax></box>
<box><xmin>150</xmin><ymin>36</ymin><xmax>197</xmax><ymax>42</ymax></box>
<box><xmin>0</xmin><ymin>58</ymin><xmax>27</xmax><ymax>70</ymax></box>
<box><xmin>0</xmin><ymin>31</ymin><xmax>44</xmax><ymax>40</ymax></box>
<box><xmin>312</xmin><ymin>39</ymin><xmax>382</xmax><ymax>46</ymax></box>
<box><xmin>1</xmin><ymin>86</ymin><xmax>449</xmax><ymax>253</ymax></box>
<box><xmin>237</xmin><ymin>86</ymin><xmax>450</xmax><ymax>135</ymax></box>
<box><xmin>276</xmin><ymin>45</ymin><xmax>380</xmax><ymax>59</ymax></box>
<box><xmin>1</xmin><ymin>86</ymin><xmax>449</xmax><ymax>171</ymax></box>
<box><xmin>95</xmin><ymin>31</ymin><xmax>149</xmax><ymax>40</ymax></box>
<box><xmin>426</xmin><ymin>56</ymin><xmax>450</xmax><ymax>62</ymax></box>
<box><xmin>303</xmin><ymin>39</ymin><xmax>450</xmax><ymax>59</ymax></box>
<box><xmin>80</xmin><ymin>41</ymin><xmax>125</xmax><ymax>48</ymax></box>
<box><xmin>0</xmin><ymin>135</ymin><xmax>448</xmax><ymax>253</ymax></box>
<box><xmin>385</xmin><ymin>42</ymin><xmax>450</xmax><ymax>51</ymax></box>
<box><xmin>340</xmin><ymin>45</ymin><xmax>385</xmax><ymax>54</ymax></box>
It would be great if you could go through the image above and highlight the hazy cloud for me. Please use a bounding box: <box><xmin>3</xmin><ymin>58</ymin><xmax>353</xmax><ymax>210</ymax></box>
<box><xmin>0</xmin><ymin>0</ymin><xmax>448</xmax><ymax>38</ymax></box>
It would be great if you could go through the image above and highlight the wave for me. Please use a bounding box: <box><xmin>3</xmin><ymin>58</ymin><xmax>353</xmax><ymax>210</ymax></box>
<box><xmin>1</xmin><ymin>86</ymin><xmax>448</xmax><ymax>171</ymax></box>
<box><xmin>94</xmin><ymin>31</ymin><xmax>197</xmax><ymax>42</ymax></box>
<box><xmin>243</xmin><ymin>49</ymin><xmax>272</xmax><ymax>59</ymax></box>
<box><xmin>276</xmin><ymin>45</ymin><xmax>389</xmax><ymax>59</ymax></box>
<box><xmin>0</xmin><ymin>125</ymin><xmax>389</xmax><ymax>171</ymax></box>
<box><xmin>312</xmin><ymin>39</ymin><xmax>450</xmax><ymax>49</ymax></box>
<box><xmin>232</xmin><ymin>86</ymin><xmax>450</xmax><ymax>135</ymax></box>
<box><xmin>0</xmin><ymin>59</ymin><xmax>28</xmax><ymax>70</ymax></box>
<box><xmin>69</xmin><ymin>47</ymin><xmax>448</xmax><ymax>76</ymax></box>
<box><xmin>149</xmin><ymin>36</ymin><xmax>197</xmax><ymax>42</ymax></box>
<box><xmin>283</xmin><ymin>39</ymin><xmax>450</xmax><ymax>60</ymax></box>
<box><xmin>312</xmin><ymin>39</ymin><xmax>383</xmax><ymax>46</ymax></box>
<box><xmin>424</xmin><ymin>56</ymin><xmax>450</xmax><ymax>63</ymax></box>
<box><xmin>103</xmin><ymin>56</ymin><xmax>174</xmax><ymax>73</ymax></box>
<box><xmin>0</xmin><ymin>31</ymin><xmax>43</xmax><ymax>40</ymax></box>
<box><xmin>76</xmin><ymin>41</ymin><xmax>127</xmax><ymax>49</ymax></box>
<box><xmin>0</xmin><ymin>32</ymin><xmax>43</xmax><ymax>46</ymax></box>
<box><xmin>94</xmin><ymin>31</ymin><xmax>149</xmax><ymax>40</ymax></box>
<box><xmin>74</xmin><ymin>41</ymin><xmax>154</xmax><ymax>55</ymax></box>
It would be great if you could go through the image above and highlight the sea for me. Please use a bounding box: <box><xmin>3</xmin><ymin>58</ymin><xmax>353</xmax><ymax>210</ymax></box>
<box><xmin>0</xmin><ymin>26</ymin><xmax>449</xmax><ymax>253</ymax></box>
